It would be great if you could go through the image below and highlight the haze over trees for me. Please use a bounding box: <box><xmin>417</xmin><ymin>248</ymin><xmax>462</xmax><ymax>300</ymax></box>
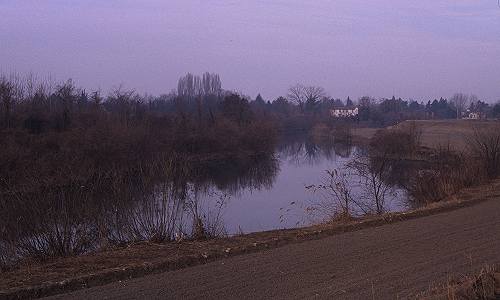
<box><xmin>450</xmin><ymin>93</ymin><xmax>469</xmax><ymax>119</ymax></box>
<box><xmin>1</xmin><ymin>71</ymin><xmax>500</xmax><ymax>268</ymax></box>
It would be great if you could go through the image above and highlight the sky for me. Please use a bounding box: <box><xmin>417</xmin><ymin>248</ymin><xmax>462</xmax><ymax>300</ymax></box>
<box><xmin>1</xmin><ymin>0</ymin><xmax>500</xmax><ymax>102</ymax></box>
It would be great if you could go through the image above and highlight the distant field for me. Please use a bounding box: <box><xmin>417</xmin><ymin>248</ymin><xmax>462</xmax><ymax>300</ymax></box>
<box><xmin>354</xmin><ymin>120</ymin><xmax>500</xmax><ymax>151</ymax></box>
<box><xmin>398</xmin><ymin>120</ymin><xmax>500</xmax><ymax>150</ymax></box>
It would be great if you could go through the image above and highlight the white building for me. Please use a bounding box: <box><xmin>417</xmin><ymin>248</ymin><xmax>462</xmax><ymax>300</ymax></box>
<box><xmin>463</xmin><ymin>109</ymin><xmax>483</xmax><ymax>120</ymax></box>
<box><xmin>330</xmin><ymin>107</ymin><xmax>359</xmax><ymax>118</ymax></box>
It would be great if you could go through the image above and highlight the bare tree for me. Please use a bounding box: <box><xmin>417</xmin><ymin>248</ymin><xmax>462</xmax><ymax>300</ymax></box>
<box><xmin>0</xmin><ymin>76</ymin><xmax>14</xmax><ymax>129</ymax></box>
<box><xmin>358</xmin><ymin>96</ymin><xmax>373</xmax><ymax>108</ymax></box>
<box><xmin>304</xmin><ymin>86</ymin><xmax>326</xmax><ymax>112</ymax></box>
<box><xmin>107</xmin><ymin>86</ymin><xmax>140</xmax><ymax>126</ymax></box>
<box><xmin>202</xmin><ymin>72</ymin><xmax>222</xmax><ymax>96</ymax></box>
<box><xmin>177</xmin><ymin>73</ymin><xmax>202</xmax><ymax>99</ymax></box>
<box><xmin>287</xmin><ymin>84</ymin><xmax>326</xmax><ymax>112</ymax></box>
<box><xmin>304</xmin><ymin>86</ymin><xmax>326</xmax><ymax>104</ymax></box>
<box><xmin>450</xmin><ymin>93</ymin><xmax>469</xmax><ymax>119</ymax></box>
<box><xmin>178</xmin><ymin>72</ymin><xmax>222</xmax><ymax>99</ymax></box>
<box><xmin>287</xmin><ymin>83</ymin><xmax>306</xmax><ymax>112</ymax></box>
<box><xmin>469</xmin><ymin>94</ymin><xmax>479</xmax><ymax>106</ymax></box>
<box><xmin>177</xmin><ymin>72</ymin><xmax>223</xmax><ymax>126</ymax></box>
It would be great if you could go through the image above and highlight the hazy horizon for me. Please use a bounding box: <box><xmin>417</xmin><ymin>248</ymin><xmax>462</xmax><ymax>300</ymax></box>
<box><xmin>1</xmin><ymin>0</ymin><xmax>500</xmax><ymax>102</ymax></box>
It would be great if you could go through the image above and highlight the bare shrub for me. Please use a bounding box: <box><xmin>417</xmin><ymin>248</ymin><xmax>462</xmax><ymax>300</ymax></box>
<box><xmin>348</xmin><ymin>155</ymin><xmax>395</xmax><ymax>214</ymax></box>
<box><xmin>0</xmin><ymin>76</ymin><xmax>15</xmax><ymax>129</ymax></box>
<box><xmin>348</xmin><ymin>128</ymin><xmax>410</xmax><ymax>214</ymax></box>
<box><xmin>0</xmin><ymin>73</ymin><xmax>278</xmax><ymax>267</ymax></box>
<box><xmin>370</xmin><ymin>122</ymin><xmax>422</xmax><ymax>159</ymax></box>
<box><xmin>306</xmin><ymin>126</ymin><xmax>415</xmax><ymax>218</ymax></box>
<box><xmin>468</xmin><ymin>123</ymin><xmax>500</xmax><ymax>179</ymax></box>
<box><xmin>408</xmin><ymin>148</ymin><xmax>486</xmax><ymax>205</ymax></box>
<box><xmin>1</xmin><ymin>182</ymin><xmax>100</xmax><ymax>260</ymax></box>
<box><xmin>186</xmin><ymin>190</ymin><xmax>228</xmax><ymax>240</ymax></box>
<box><xmin>0</xmin><ymin>239</ymin><xmax>16</xmax><ymax>271</ymax></box>
<box><xmin>104</xmin><ymin>173</ymin><xmax>187</xmax><ymax>244</ymax></box>
<box><xmin>306</xmin><ymin>169</ymin><xmax>364</xmax><ymax>221</ymax></box>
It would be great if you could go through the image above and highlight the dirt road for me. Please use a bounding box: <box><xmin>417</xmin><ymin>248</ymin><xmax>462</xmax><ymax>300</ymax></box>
<box><xmin>44</xmin><ymin>197</ymin><xmax>500</xmax><ymax>299</ymax></box>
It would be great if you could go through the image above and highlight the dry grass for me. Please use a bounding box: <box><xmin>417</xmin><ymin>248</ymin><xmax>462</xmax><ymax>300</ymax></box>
<box><xmin>394</xmin><ymin>120</ymin><xmax>500</xmax><ymax>151</ymax></box>
<box><xmin>351</xmin><ymin>127</ymin><xmax>380</xmax><ymax>144</ymax></box>
<box><xmin>418</xmin><ymin>265</ymin><xmax>499</xmax><ymax>300</ymax></box>
<box><xmin>2</xmin><ymin>178</ymin><xmax>500</xmax><ymax>299</ymax></box>
<box><xmin>353</xmin><ymin>120</ymin><xmax>500</xmax><ymax>151</ymax></box>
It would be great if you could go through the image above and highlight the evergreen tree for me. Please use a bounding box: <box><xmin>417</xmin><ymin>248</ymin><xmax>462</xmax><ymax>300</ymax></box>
<box><xmin>346</xmin><ymin>96</ymin><xmax>354</xmax><ymax>107</ymax></box>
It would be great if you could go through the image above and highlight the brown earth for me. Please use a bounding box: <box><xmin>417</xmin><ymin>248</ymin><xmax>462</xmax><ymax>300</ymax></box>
<box><xmin>422</xmin><ymin>267</ymin><xmax>500</xmax><ymax>299</ymax></box>
<box><xmin>3</xmin><ymin>120</ymin><xmax>500</xmax><ymax>299</ymax></box>
<box><xmin>393</xmin><ymin>119</ymin><xmax>500</xmax><ymax>150</ymax></box>
<box><xmin>351</xmin><ymin>127</ymin><xmax>380</xmax><ymax>144</ymax></box>
<box><xmin>353</xmin><ymin>119</ymin><xmax>500</xmax><ymax>151</ymax></box>
<box><xmin>15</xmin><ymin>180</ymin><xmax>496</xmax><ymax>300</ymax></box>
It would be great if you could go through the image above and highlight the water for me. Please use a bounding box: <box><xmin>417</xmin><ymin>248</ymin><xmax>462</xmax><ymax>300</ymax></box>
<box><xmin>0</xmin><ymin>137</ymin><xmax>410</xmax><ymax>266</ymax></box>
<box><xmin>195</xmin><ymin>138</ymin><xmax>409</xmax><ymax>235</ymax></box>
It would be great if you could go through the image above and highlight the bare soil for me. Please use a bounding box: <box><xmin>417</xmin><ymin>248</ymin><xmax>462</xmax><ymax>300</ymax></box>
<box><xmin>422</xmin><ymin>266</ymin><xmax>500</xmax><ymax>299</ymax></box>
<box><xmin>353</xmin><ymin>120</ymin><xmax>500</xmax><ymax>151</ymax></box>
<box><xmin>351</xmin><ymin>127</ymin><xmax>380</xmax><ymax>144</ymax></box>
<box><xmin>395</xmin><ymin>119</ymin><xmax>500</xmax><ymax>150</ymax></box>
<box><xmin>41</xmin><ymin>181</ymin><xmax>500</xmax><ymax>300</ymax></box>
<box><xmin>1</xmin><ymin>180</ymin><xmax>500</xmax><ymax>299</ymax></box>
<box><xmin>3</xmin><ymin>120</ymin><xmax>500</xmax><ymax>299</ymax></box>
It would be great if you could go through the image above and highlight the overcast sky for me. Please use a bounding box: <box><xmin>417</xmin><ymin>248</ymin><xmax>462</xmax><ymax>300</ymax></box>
<box><xmin>1</xmin><ymin>0</ymin><xmax>500</xmax><ymax>102</ymax></box>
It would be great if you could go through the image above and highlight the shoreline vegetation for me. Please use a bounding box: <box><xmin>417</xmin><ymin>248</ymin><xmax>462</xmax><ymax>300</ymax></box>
<box><xmin>1</xmin><ymin>178</ymin><xmax>499</xmax><ymax>299</ymax></box>
<box><xmin>3</xmin><ymin>72</ymin><xmax>500</xmax><ymax>298</ymax></box>
<box><xmin>419</xmin><ymin>265</ymin><xmax>500</xmax><ymax>299</ymax></box>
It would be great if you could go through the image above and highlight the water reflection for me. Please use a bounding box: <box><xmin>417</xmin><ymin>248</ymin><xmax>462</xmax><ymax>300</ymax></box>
<box><xmin>193</xmin><ymin>154</ymin><xmax>279</xmax><ymax>193</ymax></box>
<box><xmin>1</xmin><ymin>136</ymin><xmax>411</xmax><ymax>267</ymax></box>
<box><xmin>277</xmin><ymin>135</ymin><xmax>352</xmax><ymax>166</ymax></box>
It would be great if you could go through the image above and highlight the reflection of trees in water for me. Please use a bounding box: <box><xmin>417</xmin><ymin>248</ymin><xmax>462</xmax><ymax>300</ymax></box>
<box><xmin>305</xmin><ymin>155</ymin><xmax>409</xmax><ymax>222</ymax></box>
<box><xmin>106</xmin><ymin>181</ymin><xmax>231</xmax><ymax>244</ymax></box>
<box><xmin>107</xmin><ymin>153</ymin><xmax>280</xmax><ymax>243</ymax></box>
<box><xmin>105</xmin><ymin>182</ymin><xmax>188</xmax><ymax>244</ymax></box>
<box><xmin>333</xmin><ymin>142</ymin><xmax>353</xmax><ymax>158</ymax></box>
<box><xmin>380</xmin><ymin>158</ymin><xmax>433</xmax><ymax>210</ymax></box>
<box><xmin>193</xmin><ymin>154</ymin><xmax>279</xmax><ymax>194</ymax></box>
<box><xmin>0</xmin><ymin>153</ymin><xmax>280</xmax><ymax>268</ymax></box>
<box><xmin>277</xmin><ymin>134</ymin><xmax>355</xmax><ymax>166</ymax></box>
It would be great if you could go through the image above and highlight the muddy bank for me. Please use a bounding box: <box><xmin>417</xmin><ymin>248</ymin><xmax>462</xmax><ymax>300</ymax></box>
<box><xmin>2</xmin><ymin>180</ymin><xmax>500</xmax><ymax>300</ymax></box>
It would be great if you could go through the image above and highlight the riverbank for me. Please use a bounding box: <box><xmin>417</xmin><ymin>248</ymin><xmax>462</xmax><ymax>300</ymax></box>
<box><xmin>2</xmin><ymin>179</ymin><xmax>500</xmax><ymax>299</ymax></box>
<box><xmin>351</xmin><ymin>127</ymin><xmax>380</xmax><ymax>144</ymax></box>
<box><xmin>353</xmin><ymin>119</ymin><xmax>500</xmax><ymax>150</ymax></box>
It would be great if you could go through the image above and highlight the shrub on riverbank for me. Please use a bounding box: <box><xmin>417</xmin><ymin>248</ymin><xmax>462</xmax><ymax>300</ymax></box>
<box><xmin>408</xmin><ymin>149</ymin><xmax>486</xmax><ymax>205</ymax></box>
<box><xmin>0</xmin><ymin>75</ymin><xmax>279</xmax><ymax>268</ymax></box>
<box><xmin>408</xmin><ymin>122</ymin><xmax>500</xmax><ymax>205</ymax></box>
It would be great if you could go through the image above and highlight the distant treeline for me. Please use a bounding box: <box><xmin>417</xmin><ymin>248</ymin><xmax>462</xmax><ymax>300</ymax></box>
<box><xmin>2</xmin><ymin>73</ymin><xmax>499</xmax><ymax>135</ymax></box>
<box><xmin>2</xmin><ymin>72</ymin><xmax>499</xmax><ymax>266</ymax></box>
<box><xmin>0</xmin><ymin>72</ymin><xmax>285</xmax><ymax>192</ymax></box>
<box><xmin>0</xmin><ymin>72</ymin><xmax>282</xmax><ymax>266</ymax></box>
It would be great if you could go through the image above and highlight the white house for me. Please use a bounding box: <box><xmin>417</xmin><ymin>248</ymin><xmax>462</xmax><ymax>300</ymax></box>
<box><xmin>330</xmin><ymin>107</ymin><xmax>359</xmax><ymax>118</ymax></box>
<box><xmin>463</xmin><ymin>109</ymin><xmax>484</xmax><ymax>120</ymax></box>
<box><xmin>465</xmin><ymin>112</ymin><xmax>480</xmax><ymax>120</ymax></box>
